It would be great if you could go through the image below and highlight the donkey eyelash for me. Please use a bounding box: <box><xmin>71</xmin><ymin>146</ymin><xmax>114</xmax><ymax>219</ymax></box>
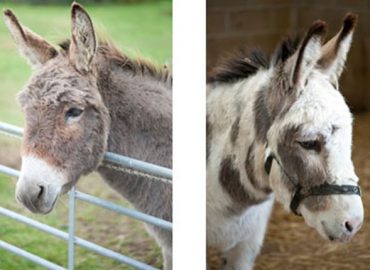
<box><xmin>65</xmin><ymin>107</ymin><xmax>84</xmax><ymax>123</ymax></box>
<box><xmin>297</xmin><ymin>140</ymin><xmax>321</xmax><ymax>151</ymax></box>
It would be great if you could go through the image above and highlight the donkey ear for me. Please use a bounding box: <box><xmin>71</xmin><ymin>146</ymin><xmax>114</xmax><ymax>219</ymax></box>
<box><xmin>3</xmin><ymin>9</ymin><xmax>57</xmax><ymax>69</ymax></box>
<box><xmin>317</xmin><ymin>13</ymin><xmax>357</xmax><ymax>88</ymax></box>
<box><xmin>286</xmin><ymin>21</ymin><xmax>326</xmax><ymax>89</ymax></box>
<box><xmin>70</xmin><ymin>2</ymin><xmax>97</xmax><ymax>74</ymax></box>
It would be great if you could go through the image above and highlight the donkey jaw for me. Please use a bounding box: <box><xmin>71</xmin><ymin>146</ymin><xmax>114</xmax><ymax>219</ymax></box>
<box><xmin>16</xmin><ymin>155</ymin><xmax>66</xmax><ymax>214</ymax></box>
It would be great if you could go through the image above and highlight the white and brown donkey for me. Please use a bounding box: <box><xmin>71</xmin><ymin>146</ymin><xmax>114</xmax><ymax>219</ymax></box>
<box><xmin>207</xmin><ymin>14</ymin><xmax>363</xmax><ymax>269</ymax></box>
<box><xmin>4</xmin><ymin>3</ymin><xmax>172</xmax><ymax>269</ymax></box>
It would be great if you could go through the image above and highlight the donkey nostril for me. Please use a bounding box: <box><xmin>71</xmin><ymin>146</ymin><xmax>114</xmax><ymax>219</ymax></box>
<box><xmin>345</xmin><ymin>221</ymin><xmax>353</xmax><ymax>233</ymax></box>
<box><xmin>37</xmin><ymin>185</ymin><xmax>45</xmax><ymax>199</ymax></box>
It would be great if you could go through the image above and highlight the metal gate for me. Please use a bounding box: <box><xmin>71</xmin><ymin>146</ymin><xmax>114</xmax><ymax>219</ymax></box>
<box><xmin>0</xmin><ymin>122</ymin><xmax>172</xmax><ymax>270</ymax></box>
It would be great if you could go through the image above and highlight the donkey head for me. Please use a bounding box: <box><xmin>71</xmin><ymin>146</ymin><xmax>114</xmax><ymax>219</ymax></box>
<box><xmin>3</xmin><ymin>3</ymin><xmax>110</xmax><ymax>214</ymax></box>
<box><xmin>266</xmin><ymin>14</ymin><xmax>363</xmax><ymax>242</ymax></box>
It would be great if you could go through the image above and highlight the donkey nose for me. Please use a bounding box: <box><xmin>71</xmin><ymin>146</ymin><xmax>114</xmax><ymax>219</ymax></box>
<box><xmin>344</xmin><ymin>221</ymin><xmax>353</xmax><ymax>232</ymax></box>
<box><xmin>16</xmin><ymin>179</ymin><xmax>49</xmax><ymax>212</ymax></box>
<box><xmin>37</xmin><ymin>184</ymin><xmax>45</xmax><ymax>199</ymax></box>
<box><xmin>22</xmin><ymin>182</ymin><xmax>46</xmax><ymax>200</ymax></box>
<box><xmin>343</xmin><ymin>217</ymin><xmax>362</xmax><ymax>235</ymax></box>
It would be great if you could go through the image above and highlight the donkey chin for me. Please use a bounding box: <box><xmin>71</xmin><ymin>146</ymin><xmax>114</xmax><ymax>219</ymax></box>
<box><xmin>300</xmin><ymin>195</ymin><xmax>364</xmax><ymax>243</ymax></box>
<box><xmin>15</xmin><ymin>155</ymin><xmax>66</xmax><ymax>214</ymax></box>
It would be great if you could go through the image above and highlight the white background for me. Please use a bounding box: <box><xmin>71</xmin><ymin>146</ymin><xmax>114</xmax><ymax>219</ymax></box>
<box><xmin>173</xmin><ymin>0</ymin><xmax>206</xmax><ymax>269</ymax></box>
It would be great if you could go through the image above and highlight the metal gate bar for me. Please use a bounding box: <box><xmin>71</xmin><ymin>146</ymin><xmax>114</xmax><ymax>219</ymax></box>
<box><xmin>75</xmin><ymin>191</ymin><xmax>172</xmax><ymax>231</ymax></box>
<box><xmin>0</xmin><ymin>122</ymin><xmax>173</xmax><ymax>182</ymax></box>
<box><xmin>68</xmin><ymin>187</ymin><xmax>75</xmax><ymax>270</ymax></box>
<box><xmin>104</xmin><ymin>152</ymin><xmax>172</xmax><ymax>180</ymax></box>
<box><xmin>0</xmin><ymin>165</ymin><xmax>172</xmax><ymax>231</ymax></box>
<box><xmin>0</xmin><ymin>206</ymin><xmax>157</xmax><ymax>270</ymax></box>
<box><xmin>0</xmin><ymin>122</ymin><xmax>23</xmax><ymax>137</ymax></box>
<box><xmin>0</xmin><ymin>240</ymin><xmax>65</xmax><ymax>270</ymax></box>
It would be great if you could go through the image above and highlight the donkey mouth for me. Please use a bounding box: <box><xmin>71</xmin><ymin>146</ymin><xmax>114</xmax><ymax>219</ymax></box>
<box><xmin>37</xmin><ymin>196</ymin><xmax>59</xmax><ymax>215</ymax></box>
<box><xmin>327</xmin><ymin>233</ymin><xmax>351</xmax><ymax>243</ymax></box>
<box><xmin>16</xmin><ymin>192</ymin><xmax>59</xmax><ymax>215</ymax></box>
<box><xmin>321</xmin><ymin>221</ymin><xmax>356</xmax><ymax>243</ymax></box>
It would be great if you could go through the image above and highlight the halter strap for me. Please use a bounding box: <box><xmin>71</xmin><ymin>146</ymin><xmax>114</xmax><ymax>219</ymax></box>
<box><xmin>290</xmin><ymin>183</ymin><xmax>361</xmax><ymax>215</ymax></box>
<box><xmin>264</xmin><ymin>154</ymin><xmax>361</xmax><ymax>216</ymax></box>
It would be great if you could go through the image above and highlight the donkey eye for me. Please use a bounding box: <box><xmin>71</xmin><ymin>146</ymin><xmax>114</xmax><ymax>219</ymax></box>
<box><xmin>298</xmin><ymin>140</ymin><xmax>320</xmax><ymax>151</ymax></box>
<box><xmin>65</xmin><ymin>108</ymin><xmax>83</xmax><ymax>119</ymax></box>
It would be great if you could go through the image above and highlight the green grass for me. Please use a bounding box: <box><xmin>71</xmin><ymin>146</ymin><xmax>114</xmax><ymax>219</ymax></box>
<box><xmin>0</xmin><ymin>2</ymin><xmax>171</xmax><ymax>269</ymax></box>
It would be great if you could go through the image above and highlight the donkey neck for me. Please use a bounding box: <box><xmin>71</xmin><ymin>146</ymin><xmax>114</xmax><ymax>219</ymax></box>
<box><xmin>207</xmin><ymin>69</ymin><xmax>273</xmax><ymax>210</ymax></box>
<box><xmin>95</xmin><ymin>55</ymin><xmax>172</xmax><ymax>166</ymax></box>
<box><xmin>94</xmin><ymin>54</ymin><xmax>172</xmax><ymax>218</ymax></box>
<box><xmin>236</xmin><ymin>72</ymin><xmax>273</xmax><ymax>197</ymax></box>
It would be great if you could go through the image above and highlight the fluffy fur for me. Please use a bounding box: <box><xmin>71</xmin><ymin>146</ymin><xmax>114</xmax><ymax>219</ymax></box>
<box><xmin>207</xmin><ymin>14</ymin><xmax>363</xmax><ymax>269</ymax></box>
<box><xmin>4</xmin><ymin>3</ymin><xmax>172</xmax><ymax>269</ymax></box>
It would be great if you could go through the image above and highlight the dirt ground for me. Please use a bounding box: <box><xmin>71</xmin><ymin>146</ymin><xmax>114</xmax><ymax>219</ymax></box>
<box><xmin>208</xmin><ymin>112</ymin><xmax>370</xmax><ymax>270</ymax></box>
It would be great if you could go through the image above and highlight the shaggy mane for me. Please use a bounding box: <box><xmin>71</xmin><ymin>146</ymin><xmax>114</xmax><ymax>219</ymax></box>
<box><xmin>207</xmin><ymin>36</ymin><xmax>301</xmax><ymax>84</ymax></box>
<box><xmin>59</xmin><ymin>40</ymin><xmax>172</xmax><ymax>85</ymax></box>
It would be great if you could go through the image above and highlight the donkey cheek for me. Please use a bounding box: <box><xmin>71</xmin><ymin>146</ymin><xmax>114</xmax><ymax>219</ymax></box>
<box><xmin>303</xmin><ymin>196</ymin><xmax>331</xmax><ymax>212</ymax></box>
<box><xmin>61</xmin><ymin>126</ymin><xmax>83</xmax><ymax>141</ymax></box>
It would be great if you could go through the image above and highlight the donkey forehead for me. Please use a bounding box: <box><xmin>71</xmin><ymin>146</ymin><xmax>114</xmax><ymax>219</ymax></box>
<box><xmin>18</xmin><ymin>60</ymin><xmax>98</xmax><ymax>107</ymax></box>
<box><xmin>281</xmin><ymin>74</ymin><xmax>352</xmax><ymax>130</ymax></box>
<box><xmin>33</xmin><ymin>58</ymin><xmax>95</xmax><ymax>89</ymax></box>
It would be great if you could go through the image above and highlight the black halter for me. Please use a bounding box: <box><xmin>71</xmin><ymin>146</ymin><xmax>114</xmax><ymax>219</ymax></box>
<box><xmin>264</xmin><ymin>154</ymin><xmax>361</xmax><ymax>216</ymax></box>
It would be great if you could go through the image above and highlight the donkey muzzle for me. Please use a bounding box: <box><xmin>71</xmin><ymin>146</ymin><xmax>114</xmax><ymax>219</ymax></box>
<box><xmin>16</xmin><ymin>178</ymin><xmax>58</xmax><ymax>214</ymax></box>
<box><xmin>17</xmin><ymin>155</ymin><xmax>65</xmax><ymax>214</ymax></box>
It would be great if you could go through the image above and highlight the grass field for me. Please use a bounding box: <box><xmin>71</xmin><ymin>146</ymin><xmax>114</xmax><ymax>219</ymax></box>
<box><xmin>0</xmin><ymin>1</ymin><xmax>171</xmax><ymax>269</ymax></box>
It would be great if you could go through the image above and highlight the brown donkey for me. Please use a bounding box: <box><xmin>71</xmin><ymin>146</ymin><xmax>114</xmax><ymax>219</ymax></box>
<box><xmin>3</xmin><ymin>3</ymin><xmax>172</xmax><ymax>269</ymax></box>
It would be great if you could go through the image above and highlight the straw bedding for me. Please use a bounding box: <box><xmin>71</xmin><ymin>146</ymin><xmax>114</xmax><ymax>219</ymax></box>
<box><xmin>208</xmin><ymin>112</ymin><xmax>370</xmax><ymax>270</ymax></box>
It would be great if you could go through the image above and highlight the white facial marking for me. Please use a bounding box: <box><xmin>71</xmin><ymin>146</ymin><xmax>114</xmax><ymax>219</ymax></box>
<box><xmin>19</xmin><ymin>155</ymin><xmax>66</xmax><ymax>186</ymax></box>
